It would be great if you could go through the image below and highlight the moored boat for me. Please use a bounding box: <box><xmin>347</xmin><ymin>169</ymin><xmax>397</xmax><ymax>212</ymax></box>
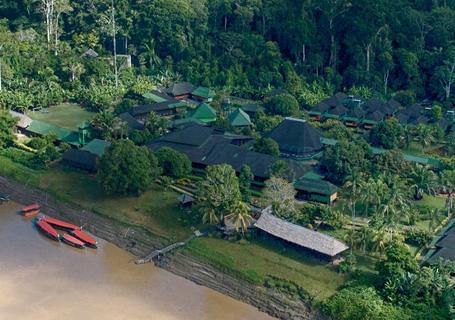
<box><xmin>41</xmin><ymin>215</ymin><xmax>80</xmax><ymax>231</ymax></box>
<box><xmin>61</xmin><ymin>234</ymin><xmax>85</xmax><ymax>249</ymax></box>
<box><xmin>36</xmin><ymin>219</ymin><xmax>59</xmax><ymax>241</ymax></box>
<box><xmin>21</xmin><ymin>203</ymin><xmax>40</xmax><ymax>213</ymax></box>
<box><xmin>70</xmin><ymin>229</ymin><xmax>98</xmax><ymax>248</ymax></box>
<box><xmin>22</xmin><ymin>209</ymin><xmax>40</xmax><ymax>218</ymax></box>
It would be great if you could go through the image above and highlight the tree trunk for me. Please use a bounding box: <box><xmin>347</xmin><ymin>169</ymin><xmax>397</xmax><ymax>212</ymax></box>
<box><xmin>302</xmin><ymin>44</ymin><xmax>306</xmax><ymax>64</ymax></box>
<box><xmin>366</xmin><ymin>44</ymin><xmax>371</xmax><ymax>72</ymax></box>
<box><xmin>383</xmin><ymin>70</ymin><xmax>389</xmax><ymax>96</ymax></box>
<box><xmin>54</xmin><ymin>11</ymin><xmax>60</xmax><ymax>56</ymax></box>
<box><xmin>111</xmin><ymin>0</ymin><xmax>118</xmax><ymax>88</ymax></box>
<box><xmin>447</xmin><ymin>192</ymin><xmax>453</xmax><ymax>216</ymax></box>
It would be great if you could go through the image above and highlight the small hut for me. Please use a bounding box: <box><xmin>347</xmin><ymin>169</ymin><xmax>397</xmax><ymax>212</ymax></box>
<box><xmin>178</xmin><ymin>194</ymin><xmax>194</xmax><ymax>209</ymax></box>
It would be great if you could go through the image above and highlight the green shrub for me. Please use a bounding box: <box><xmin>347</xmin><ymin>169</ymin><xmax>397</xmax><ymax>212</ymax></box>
<box><xmin>405</xmin><ymin>228</ymin><xmax>432</xmax><ymax>247</ymax></box>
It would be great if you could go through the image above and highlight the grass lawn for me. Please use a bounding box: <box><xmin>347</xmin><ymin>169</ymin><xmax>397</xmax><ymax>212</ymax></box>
<box><xmin>27</xmin><ymin>103</ymin><xmax>95</xmax><ymax>131</ymax></box>
<box><xmin>186</xmin><ymin>236</ymin><xmax>347</xmax><ymax>301</ymax></box>
<box><xmin>413</xmin><ymin>195</ymin><xmax>446</xmax><ymax>210</ymax></box>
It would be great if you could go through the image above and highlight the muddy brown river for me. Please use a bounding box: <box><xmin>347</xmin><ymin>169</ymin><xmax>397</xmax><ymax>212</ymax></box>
<box><xmin>0</xmin><ymin>201</ymin><xmax>273</xmax><ymax>320</ymax></box>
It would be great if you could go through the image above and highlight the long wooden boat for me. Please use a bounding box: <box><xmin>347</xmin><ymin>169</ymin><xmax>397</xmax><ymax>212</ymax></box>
<box><xmin>36</xmin><ymin>219</ymin><xmax>60</xmax><ymax>241</ymax></box>
<box><xmin>61</xmin><ymin>234</ymin><xmax>85</xmax><ymax>249</ymax></box>
<box><xmin>41</xmin><ymin>215</ymin><xmax>80</xmax><ymax>231</ymax></box>
<box><xmin>21</xmin><ymin>203</ymin><xmax>40</xmax><ymax>213</ymax></box>
<box><xmin>22</xmin><ymin>209</ymin><xmax>40</xmax><ymax>218</ymax></box>
<box><xmin>70</xmin><ymin>229</ymin><xmax>98</xmax><ymax>248</ymax></box>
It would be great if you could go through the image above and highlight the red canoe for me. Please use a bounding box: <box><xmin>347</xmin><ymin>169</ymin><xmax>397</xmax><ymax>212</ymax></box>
<box><xmin>21</xmin><ymin>203</ymin><xmax>40</xmax><ymax>212</ymax></box>
<box><xmin>61</xmin><ymin>234</ymin><xmax>85</xmax><ymax>248</ymax></box>
<box><xmin>36</xmin><ymin>219</ymin><xmax>59</xmax><ymax>240</ymax></box>
<box><xmin>71</xmin><ymin>230</ymin><xmax>98</xmax><ymax>248</ymax></box>
<box><xmin>41</xmin><ymin>216</ymin><xmax>80</xmax><ymax>231</ymax></box>
<box><xmin>22</xmin><ymin>209</ymin><xmax>40</xmax><ymax>218</ymax></box>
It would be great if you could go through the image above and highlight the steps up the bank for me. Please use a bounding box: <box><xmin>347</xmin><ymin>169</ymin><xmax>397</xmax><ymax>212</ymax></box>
<box><xmin>135</xmin><ymin>230</ymin><xmax>203</xmax><ymax>264</ymax></box>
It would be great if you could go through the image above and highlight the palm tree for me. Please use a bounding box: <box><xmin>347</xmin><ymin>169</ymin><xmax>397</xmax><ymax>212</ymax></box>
<box><xmin>415</xmin><ymin>124</ymin><xmax>435</xmax><ymax>151</ymax></box>
<box><xmin>355</xmin><ymin>226</ymin><xmax>372</xmax><ymax>254</ymax></box>
<box><xmin>200</xmin><ymin>205</ymin><xmax>219</xmax><ymax>224</ymax></box>
<box><xmin>141</xmin><ymin>39</ymin><xmax>162</xmax><ymax>70</ymax></box>
<box><xmin>344</xmin><ymin>171</ymin><xmax>364</xmax><ymax>253</ymax></box>
<box><xmin>427</xmin><ymin>208</ymin><xmax>443</xmax><ymax>232</ymax></box>
<box><xmin>372</xmin><ymin>227</ymin><xmax>388</xmax><ymax>257</ymax></box>
<box><xmin>401</xmin><ymin>124</ymin><xmax>415</xmax><ymax>148</ymax></box>
<box><xmin>226</xmin><ymin>201</ymin><xmax>252</xmax><ymax>235</ymax></box>
<box><xmin>380</xmin><ymin>175</ymin><xmax>409</xmax><ymax>225</ymax></box>
<box><xmin>112</xmin><ymin>117</ymin><xmax>128</xmax><ymax>139</ymax></box>
<box><xmin>440</xmin><ymin>170</ymin><xmax>455</xmax><ymax>216</ymax></box>
<box><xmin>408</xmin><ymin>164</ymin><xmax>437</xmax><ymax>200</ymax></box>
<box><xmin>361</xmin><ymin>178</ymin><xmax>388</xmax><ymax>216</ymax></box>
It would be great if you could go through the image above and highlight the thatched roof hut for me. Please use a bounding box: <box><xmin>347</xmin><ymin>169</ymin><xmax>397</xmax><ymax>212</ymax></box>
<box><xmin>255</xmin><ymin>208</ymin><xmax>348</xmax><ymax>259</ymax></box>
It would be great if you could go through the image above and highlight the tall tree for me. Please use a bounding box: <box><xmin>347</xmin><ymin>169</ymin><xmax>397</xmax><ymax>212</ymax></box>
<box><xmin>198</xmin><ymin>164</ymin><xmax>241</xmax><ymax>225</ymax></box>
<box><xmin>98</xmin><ymin>140</ymin><xmax>161</xmax><ymax>195</ymax></box>
<box><xmin>0</xmin><ymin>109</ymin><xmax>16</xmax><ymax>149</ymax></box>
<box><xmin>408</xmin><ymin>164</ymin><xmax>437</xmax><ymax>200</ymax></box>
<box><xmin>440</xmin><ymin>170</ymin><xmax>455</xmax><ymax>216</ymax></box>
<box><xmin>262</xmin><ymin>176</ymin><xmax>296</xmax><ymax>218</ymax></box>
<box><xmin>226</xmin><ymin>201</ymin><xmax>252</xmax><ymax>235</ymax></box>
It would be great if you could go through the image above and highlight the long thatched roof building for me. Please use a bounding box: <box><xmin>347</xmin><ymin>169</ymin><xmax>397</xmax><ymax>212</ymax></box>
<box><xmin>255</xmin><ymin>208</ymin><xmax>348</xmax><ymax>259</ymax></box>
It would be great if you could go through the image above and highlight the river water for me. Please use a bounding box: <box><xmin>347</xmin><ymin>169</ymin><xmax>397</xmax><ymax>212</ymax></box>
<box><xmin>0</xmin><ymin>201</ymin><xmax>273</xmax><ymax>320</ymax></box>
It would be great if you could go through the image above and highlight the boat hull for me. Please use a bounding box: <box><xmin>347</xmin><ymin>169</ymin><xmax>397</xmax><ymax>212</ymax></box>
<box><xmin>21</xmin><ymin>203</ymin><xmax>40</xmax><ymax>213</ymax></box>
<box><xmin>22</xmin><ymin>209</ymin><xmax>40</xmax><ymax>218</ymax></box>
<box><xmin>70</xmin><ymin>230</ymin><xmax>98</xmax><ymax>248</ymax></box>
<box><xmin>41</xmin><ymin>216</ymin><xmax>80</xmax><ymax>231</ymax></box>
<box><xmin>36</xmin><ymin>219</ymin><xmax>60</xmax><ymax>241</ymax></box>
<box><xmin>61</xmin><ymin>234</ymin><xmax>85</xmax><ymax>249</ymax></box>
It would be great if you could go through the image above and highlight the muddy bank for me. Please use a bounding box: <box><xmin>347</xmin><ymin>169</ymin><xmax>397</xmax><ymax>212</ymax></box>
<box><xmin>0</xmin><ymin>176</ymin><xmax>324</xmax><ymax>320</ymax></box>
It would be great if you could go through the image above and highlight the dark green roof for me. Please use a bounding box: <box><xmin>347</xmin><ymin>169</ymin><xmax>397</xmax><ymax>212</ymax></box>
<box><xmin>268</xmin><ymin>118</ymin><xmax>323</xmax><ymax>157</ymax></box>
<box><xmin>143</xmin><ymin>92</ymin><xmax>169</xmax><ymax>103</ymax></box>
<box><xmin>191</xmin><ymin>86</ymin><xmax>215</xmax><ymax>99</ymax></box>
<box><xmin>228</xmin><ymin>108</ymin><xmax>252</xmax><ymax>127</ymax></box>
<box><xmin>294</xmin><ymin>177</ymin><xmax>339</xmax><ymax>195</ymax></box>
<box><xmin>81</xmin><ymin>139</ymin><xmax>111</xmax><ymax>157</ymax></box>
<box><xmin>27</xmin><ymin>120</ymin><xmax>80</xmax><ymax>146</ymax></box>
<box><xmin>187</xmin><ymin>103</ymin><xmax>217</xmax><ymax>123</ymax></box>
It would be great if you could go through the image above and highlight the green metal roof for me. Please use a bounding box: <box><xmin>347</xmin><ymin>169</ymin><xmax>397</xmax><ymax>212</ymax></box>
<box><xmin>320</xmin><ymin>137</ymin><xmax>338</xmax><ymax>146</ymax></box>
<box><xmin>362</xmin><ymin>119</ymin><xmax>379</xmax><ymax>125</ymax></box>
<box><xmin>187</xmin><ymin>103</ymin><xmax>217</xmax><ymax>123</ymax></box>
<box><xmin>371</xmin><ymin>147</ymin><xmax>441</xmax><ymax>167</ymax></box>
<box><xmin>302</xmin><ymin>170</ymin><xmax>325</xmax><ymax>180</ymax></box>
<box><xmin>143</xmin><ymin>92</ymin><xmax>169</xmax><ymax>103</ymax></box>
<box><xmin>191</xmin><ymin>86</ymin><xmax>215</xmax><ymax>99</ymax></box>
<box><xmin>294</xmin><ymin>177</ymin><xmax>339</xmax><ymax>196</ymax></box>
<box><xmin>81</xmin><ymin>139</ymin><xmax>111</xmax><ymax>157</ymax></box>
<box><xmin>343</xmin><ymin>116</ymin><xmax>361</xmax><ymax>122</ymax></box>
<box><xmin>324</xmin><ymin>113</ymin><xmax>342</xmax><ymax>119</ymax></box>
<box><xmin>27</xmin><ymin>120</ymin><xmax>80</xmax><ymax>146</ymax></box>
<box><xmin>228</xmin><ymin>108</ymin><xmax>252</xmax><ymax>127</ymax></box>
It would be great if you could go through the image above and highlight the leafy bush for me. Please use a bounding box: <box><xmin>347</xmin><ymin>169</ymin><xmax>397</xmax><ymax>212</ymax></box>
<box><xmin>0</xmin><ymin>148</ymin><xmax>37</xmax><ymax>168</ymax></box>
<box><xmin>264</xmin><ymin>93</ymin><xmax>299</xmax><ymax>116</ymax></box>
<box><xmin>405</xmin><ymin>228</ymin><xmax>432</xmax><ymax>247</ymax></box>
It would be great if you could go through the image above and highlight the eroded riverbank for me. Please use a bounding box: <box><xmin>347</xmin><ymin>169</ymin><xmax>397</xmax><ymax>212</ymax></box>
<box><xmin>0</xmin><ymin>176</ymin><xmax>323</xmax><ymax>320</ymax></box>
